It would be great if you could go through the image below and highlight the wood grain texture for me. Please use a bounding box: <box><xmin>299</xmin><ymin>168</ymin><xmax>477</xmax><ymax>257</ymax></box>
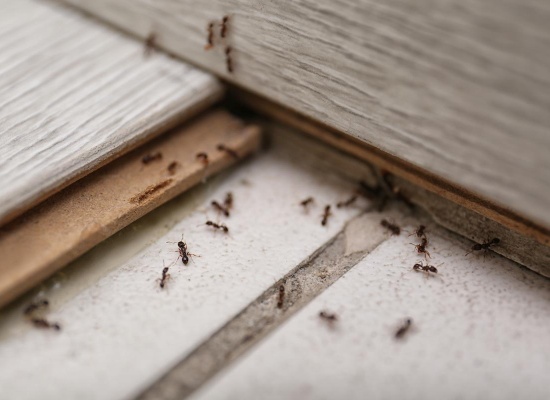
<box><xmin>59</xmin><ymin>0</ymin><xmax>550</xmax><ymax>228</ymax></box>
<box><xmin>0</xmin><ymin>110</ymin><xmax>261</xmax><ymax>309</ymax></box>
<box><xmin>0</xmin><ymin>0</ymin><xmax>223</xmax><ymax>226</ymax></box>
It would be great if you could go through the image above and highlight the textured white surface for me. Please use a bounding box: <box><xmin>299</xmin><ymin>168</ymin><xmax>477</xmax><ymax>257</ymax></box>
<box><xmin>0</xmin><ymin>147</ymin><xmax>361</xmax><ymax>400</ymax></box>
<box><xmin>194</xmin><ymin>229</ymin><xmax>550</xmax><ymax>400</ymax></box>
<box><xmin>0</xmin><ymin>0</ymin><xmax>222</xmax><ymax>224</ymax></box>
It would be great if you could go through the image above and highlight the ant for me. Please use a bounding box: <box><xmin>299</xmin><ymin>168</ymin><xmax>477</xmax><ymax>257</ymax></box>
<box><xmin>167</xmin><ymin>161</ymin><xmax>180</xmax><ymax>175</ymax></box>
<box><xmin>217</xmin><ymin>143</ymin><xmax>239</xmax><ymax>159</ymax></box>
<box><xmin>168</xmin><ymin>236</ymin><xmax>198</xmax><ymax>265</ymax></box>
<box><xmin>381</xmin><ymin>219</ymin><xmax>400</xmax><ymax>235</ymax></box>
<box><xmin>225</xmin><ymin>46</ymin><xmax>233</xmax><ymax>73</ymax></box>
<box><xmin>224</xmin><ymin>192</ymin><xmax>233</xmax><ymax>211</ymax></box>
<box><xmin>196</xmin><ymin>152</ymin><xmax>209</xmax><ymax>166</ymax></box>
<box><xmin>395</xmin><ymin>318</ymin><xmax>412</xmax><ymax>339</ymax></box>
<box><xmin>142</xmin><ymin>152</ymin><xmax>162</xmax><ymax>164</ymax></box>
<box><xmin>319</xmin><ymin>311</ymin><xmax>338</xmax><ymax>327</ymax></box>
<box><xmin>211</xmin><ymin>200</ymin><xmax>230</xmax><ymax>217</ymax></box>
<box><xmin>23</xmin><ymin>299</ymin><xmax>49</xmax><ymax>316</ymax></box>
<box><xmin>408</xmin><ymin>225</ymin><xmax>426</xmax><ymax>239</ymax></box>
<box><xmin>412</xmin><ymin>262</ymin><xmax>438</xmax><ymax>275</ymax></box>
<box><xmin>205</xmin><ymin>220</ymin><xmax>229</xmax><ymax>233</ymax></box>
<box><xmin>466</xmin><ymin>238</ymin><xmax>500</xmax><ymax>256</ymax></box>
<box><xmin>144</xmin><ymin>32</ymin><xmax>157</xmax><ymax>57</ymax></box>
<box><xmin>159</xmin><ymin>266</ymin><xmax>170</xmax><ymax>289</ymax></box>
<box><xmin>204</xmin><ymin>22</ymin><xmax>215</xmax><ymax>50</ymax></box>
<box><xmin>277</xmin><ymin>284</ymin><xmax>285</xmax><ymax>309</ymax></box>
<box><xmin>31</xmin><ymin>318</ymin><xmax>61</xmax><ymax>331</ymax></box>
<box><xmin>336</xmin><ymin>194</ymin><xmax>358</xmax><ymax>208</ymax></box>
<box><xmin>300</xmin><ymin>197</ymin><xmax>314</xmax><ymax>210</ymax></box>
<box><xmin>220</xmin><ymin>15</ymin><xmax>229</xmax><ymax>38</ymax></box>
<box><xmin>321</xmin><ymin>205</ymin><xmax>332</xmax><ymax>226</ymax></box>
<box><xmin>411</xmin><ymin>236</ymin><xmax>431</xmax><ymax>258</ymax></box>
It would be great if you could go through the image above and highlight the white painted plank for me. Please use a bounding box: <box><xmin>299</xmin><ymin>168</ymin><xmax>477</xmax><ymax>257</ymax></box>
<box><xmin>0</xmin><ymin>141</ymin><xmax>362</xmax><ymax>400</ymax></box>
<box><xmin>194</xmin><ymin>225</ymin><xmax>550</xmax><ymax>400</ymax></box>
<box><xmin>0</xmin><ymin>0</ymin><xmax>223</xmax><ymax>225</ymax></box>
<box><xmin>59</xmin><ymin>0</ymin><xmax>550</xmax><ymax>227</ymax></box>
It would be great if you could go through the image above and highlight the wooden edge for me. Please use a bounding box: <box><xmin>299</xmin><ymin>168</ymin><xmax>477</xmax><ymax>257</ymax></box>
<box><xmin>230</xmin><ymin>89</ymin><xmax>550</xmax><ymax>247</ymax></box>
<box><xmin>0</xmin><ymin>89</ymin><xmax>224</xmax><ymax>228</ymax></box>
<box><xmin>0</xmin><ymin>109</ymin><xmax>261</xmax><ymax>309</ymax></box>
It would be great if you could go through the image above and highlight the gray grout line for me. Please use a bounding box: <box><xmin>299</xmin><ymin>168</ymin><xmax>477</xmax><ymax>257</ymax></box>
<box><xmin>137</xmin><ymin>211</ymin><xmax>390</xmax><ymax>400</ymax></box>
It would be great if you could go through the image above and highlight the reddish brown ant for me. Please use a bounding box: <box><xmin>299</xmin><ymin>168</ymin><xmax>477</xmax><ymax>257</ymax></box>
<box><xmin>31</xmin><ymin>318</ymin><xmax>61</xmax><ymax>331</ymax></box>
<box><xmin>321</xmin><ymin>205</ymin><xmax>332</xmax><ymax>226</ymax></box>
<box><xmin>411</xmin><ymin>237</ymin><xmax>431</xmax><ymax>258</ymax></box>
<box><xmin>142</xmin><ymin>152</ymin><xmax>162</xmax><ymax>164</ymax></box>
<box><xmin>159</xmin><ymin>266</ymin><xmax>170</xmax><ymax>289</ymax></box>
<box><xmin>300</xmin><ymin>197</ymin><xmax>314</xmax><ymax>210</ymax></box>
<box><xmin>205</xmin><ymin>220</ymin><xmax>229</xmax><ymax>233</ymax></box>
<box><xmin>211</xmin><ymin>200</ymin><xmax>230</xmax><ymax>217</ymax></box>
<box><xmin>23</xmin><ymin>299</ymin><xmax>49</xmax><ymax>316</ymax></box>
<box><xmin>412</xmin><ymin>262</ymin><xmax>438</xmax><ymax>275</ymax></box>
<box><xmin>220</xmin><ymin>15</ymin><xmax>229</xmax><ymax>38</ymax></box>
<box><xmin>336</xmin><ymin>194</ymin><xmax>358</xmax><ymax>208</ymax></box>
<box><xmin>225</xmin><ymin>46</ymin><xmax>233</xmax><ymax>73</ymax></box>
<box><xmin>277</xmin><ymin>284</ymin><xmax>285</xmax><ymax>309</ymax></box>
<box><xmin>319</xmin><ymin>311</ymin><xmax>338</xmax><ymax>325</ymax></box>
<box><xmin>408</xmin><ymin>225</ymin><xmax>426</xmax><ymax>239</ymax></box>
<box><xmin>466</xmin><ymin>238</ymin><xmax>500</xmax><ymax>256</ymax></box>
<box><xmin>395</xmin><ymin>318</ymin><xmax>412</xmax><ymax>339</ymax></box>
<box><xmin>167</xmin><ymin>161</ymin><xmax>180</xmax><ymax>175</ymax></box>
<box><xmin>381</xmin><ymin>219</ymin><xmax>400</xmax><ymax>235</ymax></box>
<box><xmin>217</xmin><ymin>143</ymin><xmax>239</xmax><ymax>158</ymax></box>
<box><xmin>144</xmin><ymin>32</ymin><xmax>157</xmax><ymax>57</ymax></box>
<box><xmin>204</xmin><ymin>22</ymin><xmax>215</xmax><ymax>50</ymax></box>
<box><xmin>196</xmin><ymin>152</ymin><xmax>209</xmax><ymax>166</ymax></box>
<box><xmin>224</xmin><ymin>192</ymin><xmax>233</xmax><ymax>210</ymax></box>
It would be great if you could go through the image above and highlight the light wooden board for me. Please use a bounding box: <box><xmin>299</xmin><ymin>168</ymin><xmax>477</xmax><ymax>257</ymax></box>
<box><xmin>0</xmin><ymin>0</ymin><xmax>223</xmax><ymax>226</ymax></box>
<box><xmin>0</xmin><ymin>110</ymin><xmax>261</xmax><ymax>309</ymax></box>
<box><xmin>59</xmin><ymin>0</ymin><xmax>550</xmax><ymax>228</ymax></box>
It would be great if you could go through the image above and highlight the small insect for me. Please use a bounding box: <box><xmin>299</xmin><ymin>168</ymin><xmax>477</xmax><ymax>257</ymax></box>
<box><xmin>319</xmin><ymin>311</ymin><xmax>338</xmax><ymax>327</ymax></box>
<box><xmin>220</xmin><ymin>15</ymin><xmax>229</xmax><ymax>38</ymax></box>
<box><xmin>159</xmin><ymin>266</ymin><xmax>170</xmax><ymax>289</ymax></box>
<box><xmin>336</xmin><ymin>195</ymin><xmax>358</xmax><ymax>208</ymax></box>
<box><xmin>144</xmin><ymin>32</ymin><xmax>157</xmax><ymax>57</ymax></box>
<box><xmin>381</xmin><ymin>219</ymin><xmax>400</xmax><ymax>235</ymax></box>
<box><xmin>211</xmin><ymin>200</ymin><xmax>230</xmax><ymax>217</ymax></box>
<box><xmin>167</xmin><ymin>161</ymin><xmax>180</xmax><ymax>175</ymax></box>
<box><xmin>411</xmin><ymin>237</ymin><xmax>431</xmax><ymax>258</ymax></box>
<box><xmin>412</xmin><ymin>262</ymin><xmax>438</xmax><ymax>275</ymax></box>
<box><xmin>31</xmin><ymin>318</ymin><xmax>61</xmax><ymax>331</ymax></box>
<box><xmin>277</xmin><ymin>285</ymin><xmax>285</xmax><ymax>309</ymax></box>
<box><xmin>204</xmin><ymin>22</ymin><xmax>214</xmax><ymax>50</ymax></box>
<box><xmin>205</xmin><ymin>220</ymin><xmax>229</xmax><ymax>233</ymax></box>
<box><xmin>466</xmin><ymin>238</ymin><xmax>500</xmax><ymax>256</ymax></box>
<box><xmin>300</xmin><ymin>197</ymin><xmax>314</xmax><ymax>210</ymax></box>
<box><xmin>217</xmin><ymin>143</ymin><xmax>239</xmax><ymax>159</ymax></box>
<box><xmin>321</xmin><ymin>205</ymin><xmax>332</xmax><ymax>226</ymax></box>
<box><xmin>142</xmin><ymin>152</ymin><xmax>162</xmax><ymax>164</ymax></box>
<box><xmin>395</xmin><ymin>318</ymin><xmax>412</xmax><ymax>339</ymax></box>
<box><xmin>224</xmin><ymin>192</ymin><xmax>233</xmax><ymax>211</ymax></box>
<box><xmin>23</xmin><ymin>299</ymin><xmax>49</xmax><ymax>316</ymax></box>
<box><xmin>409</xmin><ymin>225</ymin><xmax>426</xmax><ymax>238</ymax></box>
<box><xmin>225</xmin><ymin>46</ymin><xmax>233</xmax><ymax>73</ymax></box>
<box><xmin>196</xmin><ymin>152</ymin><xmax>209</xmax><ymax>166</ymax></box>
<box><xmin>168</xmin><ymin>236</ymin><xmax>198</xmax><ymax>265</ymax></box>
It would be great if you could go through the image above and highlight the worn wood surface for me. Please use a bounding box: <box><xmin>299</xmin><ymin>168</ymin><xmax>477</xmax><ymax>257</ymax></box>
<box><xmin>59</xmin><ymin>0</ymin><xmax>550</xmax><ymax>228</ymax></box>
<box><xmin>0</xmin><ymin>110</ymin><xmax>261</xmax><ymax>309</ymax></box>
<box><xmin>0</xmin><ymin>0</ymin><xmax>223</xmax><ymax>226</ymax></box>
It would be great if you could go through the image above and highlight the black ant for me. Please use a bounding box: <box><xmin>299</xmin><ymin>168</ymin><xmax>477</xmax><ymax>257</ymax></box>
<box><xmin>205</xmin><ymin>220</ymin><xmax>229</xmax><ymax>233</ymax></box>
<box><xmin>277</xmin><ymin>285</ymin><xmax>285</xmax><ymax>309</ymax></box>
<box><xmin>321</xmin><ymin>205</ymin><xmax>332</xmax><ymax>226</ymax></box>
<box><xmin>408</xmin><ymin>225</ymin><xmax>426</xmax><ymax>238</ymax></box>
<box><xmin>220</xmin><ymin>15</ymin><xmax>229</xmax><ymax>38</ymax></box>
<box><xmin>217</xmin><ymin>143</ymin><xmax>239</xmax><ymax>158</ymax></box>
<box><xmin>411</xmin><ymin>237</ymin><xmax>431</xmax><ymax>258</ymax></box>
<box><xmin>381</xmin><ymin>219</ymin><xmax>400</xmax><ymax>235</ymax></box>
<box><xmin>159</xmin><ymin>266</ymin><xmax>170</xmax><ymax>289</ymax></box>
<box><xmin>142</xmin><ymin>152</ymin><xmax>162</xmax><ymax>164</ymax></box>
<box><xmin>31</xmin><ymin>318</ymin><xmax>61</xmax><ymax>331</ymax></box>
<box><xmin>23</xmin><ymin>299</ymin><xmax>49</xmax><ymax>316</ymax></box>
<box><xmin>196</xmin><ymin>152</ymin><xmax>209</xmax><ymax>166</ymax></box>
<box><xmin>395</xmin><ymin>318</ymin><xmax>412</xmax><ymax>339</ymax></box>
<box><xmin>225</xmin><ymin>46</ymin><xmax>233</xmax><ymax>73</ymax></box>
<box><xmin>412</xmin><ymin>262</ymin><xmax>438</xmax><ymax>275</ymax></box>
<box><xmin>466</xmin><ymin>238</ymin><xmax>500</xmax><ymax>256</ymax></box>
<box><xmin>204</xmin><ymin>22</ymin><xmax>214</xmax><ymax>50</ymax></box>
<box><xmin>144</xmin><ymin>32</ymin><xmax>157</xmax><ymax>57</ymax></box>
<box><xmin>319</xmin><ymin>311</ymin><xmax>338</xmax><ymax>326</ymax></box>
<box><xmin>211</xmin><ymin>200</ymin><xmax>230</xmax><ymax>217</ymax></box>
<box><xmin>336</xmin><ymin>194</ymin><xmax>358</xmax><ymax>208</ymax></box>
<box><xmin>168</xmin><ymin>236</ymin><xmax>198</xmax><ymax>265</ymax></box>
<box><xmin>300</xmin><ymin>197</ymin><xmax>314</xmax><ymax>210</ymax></box>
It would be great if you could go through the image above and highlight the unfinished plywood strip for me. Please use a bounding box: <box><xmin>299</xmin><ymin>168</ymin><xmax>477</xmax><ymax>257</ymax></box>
<box><xmin>0</xmin><ymin>110</ymin><xmax>261</xmax><ymax>308</ymax></box>
<box><xmin>0</xmin><ymin>0</ymin><xmax>223</xmax><ymax>226</ymax></box>
<box><xmin>59</xmin><ymin>0</ymin><xmax>550</xmax><ymax>228</ymax></box>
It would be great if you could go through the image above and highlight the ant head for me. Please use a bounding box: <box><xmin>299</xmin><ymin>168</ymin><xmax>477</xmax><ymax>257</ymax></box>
<box><xmin>177</xmin><ymin>241</ymin><xmax>186</xmax><ymax>248</ymax></box>
<box><xmin>162</xmin><ymin>267</ymin><xmax>169</xmax><ymax>273</ymax></box>
<box><xmin>413</xmin><ymin>263</ymin><xmax>422</xmax><ymax>270</ymax></box>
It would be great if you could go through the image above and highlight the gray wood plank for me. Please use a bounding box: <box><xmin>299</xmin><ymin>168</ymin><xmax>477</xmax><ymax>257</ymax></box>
<box><xmin>59</xmin><ymin>0</ymin><xmax>550</xmax><ymax>227</ymax></box>
<box><xmin>0</xmin><ymin>0</ymin><xmax>223</xmax><ymax>225</ymax></box>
